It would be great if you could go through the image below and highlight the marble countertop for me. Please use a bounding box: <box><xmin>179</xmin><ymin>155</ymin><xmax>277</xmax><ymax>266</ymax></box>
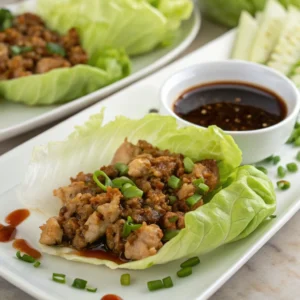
<box><xmin>1</xmin><ymin>2</ymin><xmax>300</xmax><ymax>300</ymax></box>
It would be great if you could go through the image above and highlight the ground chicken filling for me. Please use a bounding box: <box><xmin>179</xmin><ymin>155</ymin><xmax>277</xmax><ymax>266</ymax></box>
<box><xmin>0</xmin><ymin>10</ymin><xmax>88</xmax><ymax>80</ymax></box>
<box><xmin>39</xmin><ymin>140</ymin><xmax>219</xmax><ymax>261</ymax></box>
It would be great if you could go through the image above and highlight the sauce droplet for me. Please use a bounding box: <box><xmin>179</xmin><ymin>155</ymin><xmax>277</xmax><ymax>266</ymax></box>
<box><xmin>101</xmin><ymin>294</ymin><xmax>123</xmax><ymax>300</ymax></box>
<box><xmin>5</xmin><ymin>209</ymin><xmax>30</xmax><ymax>227</ymax></box>
<box><xmin>13</xmin><ymin>239</ymin><xmax>41</xmax><ymax>259</ymax></box>
<box><xmin>0</xmin><ymin>224</ymin><xmax>16</xmax><ymax>242</ymax></box>
<box><xmin>77</xmin><ymin>249</ymin><xmax>125</xmax><ymax>265</ymax></box>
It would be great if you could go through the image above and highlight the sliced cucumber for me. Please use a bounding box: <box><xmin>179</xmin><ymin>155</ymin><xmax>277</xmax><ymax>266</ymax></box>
<box><xmin>267</xmin><ymin>6</ymin><xmax>300</xmax><ymax>75</ymax></box>
<box><xmin>231</xmin><ymin>11</ymin><xmax>258</xmax><ymax>60</ymax></box>
<box><xmin>249</xmin><ymin>0</ymin><xmax>287</xmax><ymax>63</ymax></box>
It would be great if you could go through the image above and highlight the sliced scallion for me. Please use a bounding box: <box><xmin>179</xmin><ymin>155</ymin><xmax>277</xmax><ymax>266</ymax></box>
<box><xmin>286</xmin><ymin>162</ymin><xmax>298</xmax><ymax>172</ymax></box>
<box><xmin>180</xmin><ymin>256</ymin><xmax>200</xmax><ymax>268</ymax></box>
<box><xmin>177</xmin><ymin>267</ymin><xmax>192</xmax><ymax>278</ymax></box>
<box><xmin>52</xmin><ymin>273</ymin><xmax>66</xmax><ymax>284</ymax></box>
<box><xmin>33</xmin><ymin>261</ymin><xmax>41</xmax><ymax>268</ymax></box>
<box><xmin>256</xmin><ymin>166</ymin><xmax>267</xmax><ymax>175</ymax></box>
<box><xmin>277</xmin><ymin>180</ymin><xmax>290</xmax><ymax>190</ymax></box>
<box><xmin>11</xmin><ymin>45</ymin><xmax>33</xmax><ymax>56</ymax></box>
<box><xmin>264</xmin><ymin>155</ymin><xmax>274</xmax><ymax>162</ymax></box>
<box><xmin>183</xmin><ymin>157</ymin><xmax>194</xmax><ymax>173</ymax></box>
<box><xmin>120</xmin><ymin>273</ymin><xmax>131</xmax><ymax>286</ymax></box>
<box><xmin>197</xmin><ymin>183</ymin><xmax>209</xmax><ymax>194</ymax></box>
<box><xmin>112</xmin><ymin>176</ymin><xmax>135</xmax><ymax>189</ymax></box>
<box><xmin>163</xmin><ymin>229</ymin><xmax>180</xmax><ymax>241</ymax></box>
<box><xmin>193</xmin><ymin>178</ymin><xmax>204</xmax><ymax>186</ymax></box>
<box><xmin>114</xmin><ymin>163</ymin><xmax>129</xmax><ymax>176</ymax></box>
<box><xmin>46</xmin><ymin>42</ymin><xmax>66</xmax><ymax>57</ymax></box>
<box><xmin>72</xmin><ymin>278</ymin><xmax>87</xmax><ymax>290</ymax></box>
<box><xmin>122</xmin><ymin>185</ymin><xmax>143</xmax><ymax>199</ymax></box>
<box><xmin>273</xmin><ymin>156</ymin><xmax>280</xmax><ymax>165</ymax></box>
<box><xmin>86</xmin><ymin>286</ymin><xmax>97</xmax><ymax>293</ymax></box>
<box><xmin>122</xmin><ymin>216</ymin><xmax>142</xmax><ymax>238</ymax></box>
<box><xmin>186</xmin><ymin>194</ymin><xmax>202</xmax><ymax>207</ymax></box>
<box><xmin>168</xmin><ymin>175</ymin><xmax>181</xmax><ymax>189</ymax></box>
<box><xmin>147</xmin><ymin>280</ymin><xmax>164</xmax><ymax>291</ymax></box>
<box><xmin>162</xmin><ymin>276</ymin><xmax>173</xmax><ymax>288</ymax></box>
<box><xmin>16</xmin><ymin>251</ymin><xmax>35</xmax><ymax>263</ymax></box>
<box><xmin>168</xmin><ymin>195</ymin><xmax>177</xmax><ymax>205</ymax></box>
<box><xmin>277</xmin><ymin>166</ymin><xmax>286</xmax><ymax>178</ymax></box>
<box><xmin>93</xmin><ymin>170</ymin><xmax>112</xmax><ymax>191</ymax></box>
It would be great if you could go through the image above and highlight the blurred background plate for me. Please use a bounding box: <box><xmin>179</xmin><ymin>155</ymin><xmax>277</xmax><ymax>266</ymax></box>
<box><xmin>0</xmin><ymin>0</ymin><xmax>201</xmax><ymax>142</ymax></box>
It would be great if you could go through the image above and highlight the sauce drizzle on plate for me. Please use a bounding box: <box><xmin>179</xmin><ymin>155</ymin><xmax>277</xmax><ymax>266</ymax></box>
<box><xmin>13</xmin><ymin>239</ymin><xmax>41</xmax><ymax>259</ymax></box>
<box><xmin>5</xmin><ymin>209</ymin><xmax>30</xmax><ymax>227</ymax></box>
<box><xmin>101</xmin><ymin>294</ymin><xmax>123</xmax><ymax>300</ymax></box>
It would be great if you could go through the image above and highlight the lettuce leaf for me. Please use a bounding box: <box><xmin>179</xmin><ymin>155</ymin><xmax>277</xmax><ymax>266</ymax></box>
<box><xmin>37</xmin><ymin>0</ymin><xmax>193</xmax><ymax>56</ymax></box>
<box><xmin>0</xmin><ymin>48</ymin><xmax>130</xmax><ymax>105</ymax></box>
<box><xmin>20</xmin><ymin>113</ymin><xmax>276</xmax><ymax>269</ymax></box>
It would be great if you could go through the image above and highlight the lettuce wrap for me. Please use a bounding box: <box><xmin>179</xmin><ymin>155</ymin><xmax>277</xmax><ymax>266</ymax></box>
<box><xmin>21</xmin><ymin>113</ymin><xmax>276</xmax><ymax>269</ymax></box>
<box><xmin>36</xmin><ymin>0</ymin><xmax>194</xmax><ymax>56</ymax></box>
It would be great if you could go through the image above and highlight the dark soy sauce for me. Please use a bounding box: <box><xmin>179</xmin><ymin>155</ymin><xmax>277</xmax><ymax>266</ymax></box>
<box><xmin>173</xmin><ymin>81</ymin><xmax>287</xmax><ymax>131</ymax></box>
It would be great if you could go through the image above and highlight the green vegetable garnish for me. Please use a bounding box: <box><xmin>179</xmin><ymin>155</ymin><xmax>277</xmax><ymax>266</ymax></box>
<box><xmin>177</xmin><ymin>267</ymin><xmax>192</xmax><ymax>278</ymax></box>
<box><xmin>180</xmin><ymin>257</ymin><xmax>200</xmax><ymax>268</ymax></box>
<box><xmin>264</xmin><ymin>155</ymin><xmax>274</xmax><ymax>162</ymax></box>
<box><xmin>168</xmin><ymin>195</ymin><xmax>177</xmax><ymax>205</ymax></box>
<box><xmin>0</xmin><ymin>9</ymin><xmax>13</xmax><ymax>31</ymax></box>
<box><xmin>294</xmin><ymin>137</ymin><xmax>300</xmax><ymax>146</ymax></box>
<box><xmin>86</xmin><ymin>286</ymin><xmax>97</xmax><ymax>293</ymax></box>
<box><xmin>296</xmin><ymin>151</ymin><xmax>300</xmax><ymax>162</ymax></box>
<box><xmin>163</xmin><ymin>229</ymin><xmax>180</xmax><ymax>241</ymax></box>
<box><xmin>197</xmin><ymin>183</ymin><xmax>209</xmax><ymax>194</ymax></box>
<box><xmin>193</xmin><ymin>178</ymin><xmax>204</xmax><ymax>186</ymax></box>
<box><xmin>277</xmin><ymin>180</ymin><xmax>290</xmax><ymax>190</ymax></box>
<box><xmin>256</xmin><ymin>166</ymin><xmax>268</xmax><ymax>175</ymax></box>
<box><xmin>277</xmin><ymin>166</ymin><xmax>286</xmax><ymax>178</ymax></box>
<box><xmin>114</xmin><ymin>163</ymin><xmax>128</xmax><ymax>176</ymax></box>
<box><xmin>46</xmin><ymin>42</ymin><xmax>66</xmax><ymax>57</ymax></box>
<box><xmin>120</xmin><ymin>273</ymin><xmax>131</xmax><ymax>286</ymax></box>
<box><xmin>168</xmin><ymin>175</ymin><xmax>181</xmax><ymax>189</ymax></box>
<box><xmin>112</xmin><ymin>176</ymin><xmax>135</xmax><ymax>189</ymax></box>
<box><xmin>11</xmin><ymin>45</ymin><xmax>33</xmax><ymax>56</ymax></box>
<box><xmin>33</xmin><ymin>261</ymin><xmax>41</xmax><ymax>268</ymax></box>
<box><xmin>122</xmin><ymin>185</ymin><xmax>143</xmax><ymax>199</ymax></box>
<box><xmin>186</xmin><ymin>194</ymin><xmax>202</xmax><ymax>207</ymax></box>
<box><xmin>183</xmin><ymin>157</ymin><xmax>194</xmax><ymax>173</ymax></box>
<box><xmin>162</xmin><ymin>276</ymin><xmax>173</xmax><ymax>288</ymax></box>
<box><xmin>52</xmin><ymin>273</ymin><xmax>66</xmax><ymax>284</ymax></box>
<box><xmin>72</xmin><ymin>278</ymin><xmax>88</xmax><ymax>289</ymax></box>
<box><xmin>147</xmin><ymin>280</ymin><xmax>164</xmax><ymax>291</ymax></box>
<box><xmin>270</xmin><ymin>215</ymin><xmax>277</xmax><ymax>219</ymax></box>
<box><xmin>122</xmin><ymin>216</ymin><xmax>142</xmax><ymax>238</ymax></box>
<box><xmin>273</xmin><ymin>156</ymin><xmax>281</xmax><ymax>165</ymax></box>
<box><xmin>168</xmin><ymin>216</ymin><xmax>178</xmax><ymax>223</ymax></box>
<box><xmin>16</xmin><ymin>251</ymin><xmax>35</xmax><ymax>263</ymax></box>
<box><xmin>93</xmin><ymin>170</ymin><xmax>112</xmax><ymax>191</ymax></box>
<box><xmin>286</xmin><ymin>162</ymin><xmax>298</xmax><ymax>172</ymax></box>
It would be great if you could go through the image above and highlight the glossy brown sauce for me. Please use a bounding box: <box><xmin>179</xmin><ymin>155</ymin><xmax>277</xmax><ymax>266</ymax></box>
<box><xmin>174</xmin><ymin>81</ymin><xmax>287</xmax><ymax>131</ymax></box>
<box><xmin>0</xmin><ymin>224</ymin><xmax>16</xmax><ymax>242</ymax></box>
<box><xmin>77</xmin><ymin>249</ymin><xmax>125</xmax><ymax>265</ymax></box>
<box><xmin>5</xmin><ymin>209</ymin><xmax>30</xmax><ymax>227</ymax></box>
<box><xmin>101</xmin><ymin>294</ymin><xmax>123</xmax><ymax>300</ymax></box>
<box><xmin>13</xmin><ymin>239</ymin><xmax>41</xmax><ymax>259</ymax></box>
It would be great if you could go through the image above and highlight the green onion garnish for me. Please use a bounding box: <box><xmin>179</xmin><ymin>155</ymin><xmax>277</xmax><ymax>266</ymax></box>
<box><xmin>277</xmin><ymin>180</ymin><xmax>290</xmax><ymax>190</ymax></box>
<box><xmin>162</xmin><ymin>276</ymin><xmax>173</xmax><ymax>288</ymax></box>
<box><xmin>277</xmin><ymin>166</ymin><xmax>286</xmax><ymax>178</ymax></box>
<box><xmin>193</xmin><ymin>178</ymin><xmax>204</xmax><ymax>186</ymax></box>
<box><xmin>10</xmin><ymin>45</ymin><xmax>33</xmax><ymax>56</ymax></box>
<box><xmin>168</xmin><ymin>216</ymin><xmax>178</xmax><ymax>223</ymax></box>
<box><xmin>122</xmin><ymin>185</ymin><xmax>143</xmax><ymax>199</ymax></box>
<box><xmin>46</xmin><ymin>42</ymin><xmax>66</xmax><ymax>57</ymax></box>
<box><xmin>114</xmin><ymin>163</ymin><xmax>129</xmax><ymax>176</ymax></box>
<box><xmin>183</xmin><ymin>157</ymin><xmax>194</xmax><ymax>173</ymax></box>
<box><xmin>273</xmin><ymin>156</ymin><xmax>281</xmax><ymax>165</ymax></box>
<box><xmin>122</xmin><ymin>216</ymin><xmax>142</xmax><ymax>238</ymax></box>
<box><xmin>112</xmin><ymin>176</ymin><xmax>135</xmax><ymax>189</ymax></box>
<box><xmin>52</xmin><ymin>273</ymin><xmax>66</xmax><ymax>284</ymax></box>
<box><xmin>0</xmin><ymin>9</ymin><xmax>13</xmax><ymax>31</ymax></box>
<box><xmin>72</xmin><ymin>278</ymin><xmax>87</xmax><ymax>290</ymax></box>
<box><xmin>177</xmin><ymin>267</ymin><xmax>192</xmax><ymax>278</ymax></box>
<box><xmin>264</xmin><ymin>155</ymin><xmax>274</xmax><ymax>162</ymax></box>
<box><xmin>197</xmin><ymin>183</ymin><xmax>209</xmax><ymax>194</ymax></box>
<box><xmin>295</xmin><ymin>122</ymin><xmax>300</xmax><ymax>128</ymax></box>
<box><xmin>168</xmin><ymin>195</ymin><xmax>177</xmax><ymax>205</ymax></box>
<box><xmin>147</xmin><ymin>280</ymin><xmax>164</xmax><ymax>291</ymax></box>
<box><xmin>168</xmin><ymin>175</ymin><xmax>181</xmax><ymax>189</ymax></box>
<box><xmin>162</xmin><ymin>229</ymin><xmax>180</xmax><ymax>241</ymax></box>
<box><xmin>294</xmin><ymin>137</ymin><xmax>300</xmax><ymax>146</ymax></box>
<box><xmin>16</xmin><ymin>251</ymin><xmax>35</xmax><ymax>263</ymax></box>
<box><xmin>93</xmin><ymin>170</ymin><xmax>112</xmax><ymax>191</ymax></box>
<box><xmin>286</xmin><ymin>162</ymin><xmax>298</xmax><ymax>172</ymax></box>
<box><xmin>180</xmin><ymin>256</ymin><xmax>200</xmax><ymax>268</ymax></box>
<box><xmin>33</xmin><ymin>261</ymin><xmax>41</xmax><ymax>268</ymax></box>
<box><xmin>256</xmin><ymin>166</ymin><xmax>267</xmax><ymax>175</ymax></box>
<box><xmin>120</xmin><ymin>273</ymin><xmax>131</xmax><ymax>286</ymax></box>
<box><xmin>86</xmin><ymin>286</ymin><xmax>97</xmax><ymax>293</ymax></box>
<box><xmin>296</xmin><ymin>151</ymin><xmax>300</xmax><ymax>162</ymax></box>
<box><xmin>186</xmin><ymin>194</ymin><xmax>202</xmax><ymax>207</ymax></box>
<box><xmin>270</xmin><ymin>215</ymin><xmax>277</xmax><ymax>219</ymax></box>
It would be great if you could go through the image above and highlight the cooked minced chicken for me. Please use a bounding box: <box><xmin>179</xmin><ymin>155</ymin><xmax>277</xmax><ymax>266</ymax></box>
<box><xmin>39</xmin><ymin>140</ymin><xmax>219</xmax><ymax>261</ymax></box>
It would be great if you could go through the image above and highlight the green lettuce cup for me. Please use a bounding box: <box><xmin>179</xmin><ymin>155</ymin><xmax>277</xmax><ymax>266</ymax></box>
<box><xmin>20</xmin><ymin>113</ymin><xmax>276</xmax><ymax>269</ymax></box>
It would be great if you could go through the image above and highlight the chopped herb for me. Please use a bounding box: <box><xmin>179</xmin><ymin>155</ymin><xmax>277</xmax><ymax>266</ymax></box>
<box><xmin>193</xmin><ymin>178</ymin><xmax>204</xmax><ymax>186</ymax></box>
<box><xmin>0</xmin><ymin>9</ymin><xmax>13</xmax><ymax>31</ymax></box>
<box><xmin>122</xmin><ymin>185</ymin><xmax>143</xmax><ymax>199</ymax></box>
<box><xmin>163</xmin><ymin>229</ymin><xmax>180</xmax><ymax>241</ymax></box>
<box><xmin>256</xmin><ymin>166</ymin><xmax>267</xmax><ymax>174</ymax></box>
<box><xmin>93</xmin><ymin>170</ymin><xmax>112</xmax><ymax>191</ymax></box>
<box><xmin>273</xmin><ymin>156</ymin><xmax>280</xmax><ymax>165</ymax></box>
<box><xmin>286</xmin><ymin>162</ymin><xmax>298</xmax><ymax>172</ymax></box>
<box><xmin>86</xmin><ymin>287</ymin><xmax>97</xmax><ymax>293</ymax></box>
<box><xmin>112</xmin><ymin>176</ymin><xmax>135</xmax><ymax>189</ymax></box>
<box><xmin>168</xmin><ymin>175</ymin><xmax>181</xmax><ymax>189</ymax></box>
<box><xmin>11</xmin><ymin>45</ymin><xmax>33</xmax><ymax>56</ymax></box>
<box><xmin>120</xmin><ymin>273</ymin><xmax>130</xmax><ymax>286</ymax></box>
<box><xmin>147</xmin><ymin>280</ymin><xmax>164</xmax><ymax>291</ymax></box>
<box><xmin>183</xmin><ymin>157</ymin><xmax>194</xmax><ymax>173</ymax></box>
<box><xmin>72</xmin><ymin>278</ymin><xmax>87</xmax><ymax>290</ymax></box>
<box><xmin>46</xmin><ymin>42</ymin><xmax>66</xmax><ymax>57</ymax></box>
<box><xmin>197</xmin><ymin>183</ymin><xmax>209</xmax><ymax>194</ymax></box>
<box><xmin>162</xmin><ymin>276</ymin><xmax>173</xmax><ymax>288</ymax></box>
<box><xmin>186</xmin><ymin>194</ymin><xmax>202</xmax><ymax>207</ymax></box>
<box><xmin>180</xmin><ymin>257</ymin><xmax>200</xmax><ymax>268</ymax></box>
<box><xmin>16</xmin><ymin>251</ymin><xmax>35</xmax><ymax>263</ymax></box>
<box><xmin>114</xmin><ymin>163</ymin><xmax>129</xmax><ymax>176</ymax></box>
<box><xmin>122</xmin><ymin>216</ymin><xmax>142</xmax><ymax>238</ymax></box>
<box><xmin>33</xmin><ymin>261</ymin><xmax>41</xmax><ymax>268</ymax></box>
<box><xmin>177</xmin><ymin>267</ymin><xmax>192</xmax><ymax>278</ymax></box>
<box><xmin>277</xmin><ymin>180</ymin><xmax>290</xmax><ymax>190</ymax></box>
<box><xmin>52</xmin><ymin>273</ymin><xmax>66</xmax><ymax>284</ymax></box>
<box><xmin>277</xmin><ymin>166</ymin><xmax>286</xmax><ymax>178</ymax></box>
<box><xmin>264</xmin><ymin>155</ymin><xmax>274</xmax><ymax>162</ymax></box>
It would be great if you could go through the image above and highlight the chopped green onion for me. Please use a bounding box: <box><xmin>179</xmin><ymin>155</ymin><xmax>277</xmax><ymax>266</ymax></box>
<box><xmin>16</xmin><ymin>251</ymin><xmax>35</xmax><ymax>263</ymax></box>
<box><xmin>183</xmin><ymin>157</ymin><xmax>194</xmax><ymax>173</ymax></box>
<box><xmin>168</xmin><ymin>195</ymin><xmax>177</xmax><ymax>205</ymax></box>
<box><xmin>46</xmin><ymin>42</ymin><xmax>66</xmax><ymax>57</ymax></box>
<box><xmin>277</xmin><ymin>180</ymin><xmax>290</xmax><ymax>190</ymax></box>
<box><xmin>11</xmin><ymin>45</ymin><xmax>33</xmax><ymax>56</ymax></box>
<box><xmin>294</xmin><ymin>137</ymin><xmax>300</xmax><ymax>146</ymax></box>
<box><xmin>197</xmin><ymin>183</ymin><xmax>209</xmax><ymax>194</ymax></box>
<box><xmin>0</xmin><ymin>9</ymin><xmax>13</xmax><ymax>31</ymax></box>
<box><xmin>264</xmin><ymin>155</ymin><xmax>274</xmax><ymax>162</ymax></box>
<box><xmin>93</xmin><ymin>170</ymin><xmax>112</xmax><ymax>191</ymax></box>
<box><xmin>162</xmin><ymin>276</ymin><xmax>173</xmax><ymax>288</ymax></box>
<box><xmin>112</xmin><ymin>176</ymin><xmax>135</xmax><ymax>189</ymax></box>
<box><xmin>193</xmin><ymin>178</ymin><xmax>204</xmax><ymax>186</ymax></box>
<box><xmin>163</xmin><ymin>229</ymin><xmax>180</xmax><ymax>241</ymax></box>
<box><xmin>114</xmin><ymin>163</ymin><xmax>129</xmax><ymax>176</ymax></box>
<box><xmin>256</xmin><ymin>166</ymin><xmax>267</xmax><ymax>175</ymax></box>
<box><xmin>296</xmin><ymin>151</ymin><xmax>300</xmax><ymax>162</ymax></box>
<box><xmin>277</xmin><ymin>166</ymin><xmax>286</xmax><ymax>178</ymax></box>
<box><xmin>270</xmin><ymin>215</ymin><xmax>277</xmax><ymax>219</ymax></box>
<box><xmin>168</xmin><ymin>216</ymin><xmax>178</xmax><ymax>223</ymax></box>
<box><xmin>295</xmin><ymin>122</ymin><xmax>300</xmax><ymax>129</ymax></box>
<box><xmin>122</xmin><ymin>216</ymin><xmax>142</xmax><ymax>238</ymax></box>
<box><xmin>286</xmin><ymin>162</ymin><xmax>298</xmax><ymax>172</ymax></box>
<box><xmin>120</xmin><ymin>273</ymin><xmax>131</xmax><ymax>286</ymax></box>
<box><xmin>186</xmin><ymin>194</ymin><xmax>202</xmax><ymax>207</ymax></box>
<box><xmin>33</xmin><ymin>261</ymin><xmax>41</xmax><ymax>268</ymax></box>
<box><xmin>273</xmin><ymin>156</ymin><xmax>280</xmax><ymax>165</ymax></box>
<box><xmin>168</xmin><ymin>175</ymin><xmax>181</xmax><ymax>189</ymax></box>
<box><xmin>147</xmin><ymin>280</ymin><xmax>164</xmax><ymax>291</ymax></box>
<box><xmin>72</xmin><ymin>278</ymin><xmax>87</xmax><ymax>290</ymax></box>
<box><xmin>122</xmin><ymin>185</ymin><xmax>143</xmax><ymax>199</ymax></box>
<box><xmin>177</xmin><ymin>267</ymin><xmax>192</xmax><ymax>278</ymax></box>
<box><xmin>86</xmin><ymin>286</ymin><xmax>97</xmax><ymax>293</ymax></box>
<box><xmin>287</xmin><ymin>128</ymin><xmax>300</xmax><ymax>144</ymax></box>
<box><xmin>52</xmin><ymin>273</ymin><xmax>66</xmax><ymax>284</ymax></box>
<box><xmin>180</xmin><ymin>257</ymin><xmax>200</xmax><ymax>268</ymax></box>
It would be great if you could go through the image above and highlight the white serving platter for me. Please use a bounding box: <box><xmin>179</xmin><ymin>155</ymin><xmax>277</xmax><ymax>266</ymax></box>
<box><xmin>1</xmin><ymin>30</ymin><xmax>300</xmax><ymax>300</ymax></box>
<box><xmin>0</xmin><ymin>0</ymin><xmax>201</xmax><ymax>142</ymax></box>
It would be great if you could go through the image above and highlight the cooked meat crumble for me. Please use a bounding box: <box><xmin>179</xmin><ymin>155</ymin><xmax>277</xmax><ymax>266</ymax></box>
<box><xmin>40</xmin><ymin>140</ymin><xmax>219</xmax><ymax>261</ymax></box>
<box><xmin>0</xmin><ymin>11</ymin><xmax>87</xmax><ymax>80</ymax></box>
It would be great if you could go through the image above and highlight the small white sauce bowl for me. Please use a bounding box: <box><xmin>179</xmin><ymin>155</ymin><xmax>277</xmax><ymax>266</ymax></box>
<box><xmin>160</xmin><ymin>61</ymin><xmax>300</xmax><ymax>164</ymax></box>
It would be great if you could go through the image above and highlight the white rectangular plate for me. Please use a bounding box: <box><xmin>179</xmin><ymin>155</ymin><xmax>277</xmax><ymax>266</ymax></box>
<box><xmin>1</xmin><ymin>31</ymin><xmax>300</xmax><ymax>300</ymax></box>
<box><xmin>0</xmin><ymin>0</ymin><xmax>200</xmax><ymax>142</ymax></box>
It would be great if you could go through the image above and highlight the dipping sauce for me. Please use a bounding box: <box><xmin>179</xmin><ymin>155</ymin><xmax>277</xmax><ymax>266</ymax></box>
<box><xmin>77</xmin><ymin>249</ymin><xmax>125</xmax><ymax>265</ymax></box>
<box><xmin>174</xmin><ymin>81</ymin><xmax>287</xmax><ymax>131</ymax></box>
<box><xmin>13</xmin><ymin>239</ymin><xmax>41</xmax><ymax>259</ymax></box>
<box><xmin>101</xmin><ymin>295</ymin><xmax>122</xmax><ymax>300</ymax></box>
<box><xmin>5</xmin><ymin>209</ymin><xmax>30</xmax><ymax>227</ymax></box>
<box><xmin>0</xmin><ymin>224</ymin><xmax>16</xmax><ymax>242</ymax></box>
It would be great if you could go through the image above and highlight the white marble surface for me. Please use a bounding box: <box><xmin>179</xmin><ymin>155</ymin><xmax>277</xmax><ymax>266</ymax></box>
<box><xmin>1</xmin><ymin>1</ymin><xmax>300</xmax><ymax>300</ymax></box>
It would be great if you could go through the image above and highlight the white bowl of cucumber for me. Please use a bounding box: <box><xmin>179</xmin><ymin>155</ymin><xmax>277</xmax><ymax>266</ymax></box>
<box><xmin>160</xmin><ymin>60</ymin><xmax>300</xmax><ymax>164</ymax></box>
